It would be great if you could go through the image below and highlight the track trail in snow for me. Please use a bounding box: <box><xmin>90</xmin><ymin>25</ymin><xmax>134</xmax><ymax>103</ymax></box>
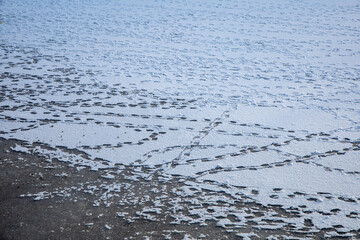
<box><xmin>1</xmin><ymin>0</ymin><xmax>360</xmax><ymax>238</ymax></box>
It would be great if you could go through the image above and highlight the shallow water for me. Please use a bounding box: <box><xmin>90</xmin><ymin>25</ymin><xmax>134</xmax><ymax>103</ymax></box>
<box><xmin>1</xmin><ymin>0</ymin><xmax>360</xmax><ymax>238</ymax></box>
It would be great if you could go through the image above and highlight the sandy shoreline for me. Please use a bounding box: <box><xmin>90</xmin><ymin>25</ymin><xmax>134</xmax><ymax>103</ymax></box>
<box><xmin>0</xmin><ymin>138</ymin><xmax>231</xmax><ymax>239</ymax></box>
<box><xmin>1</xmin><ymin>138</ymin><xmax>359</xmax><ymax>239</ymax></box>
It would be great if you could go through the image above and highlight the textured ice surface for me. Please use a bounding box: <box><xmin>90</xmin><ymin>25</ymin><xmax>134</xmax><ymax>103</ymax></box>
<box><xmin>1</xmin><ymin>0</ymin><xmax>360</xmax><ymax>238</ymax></box>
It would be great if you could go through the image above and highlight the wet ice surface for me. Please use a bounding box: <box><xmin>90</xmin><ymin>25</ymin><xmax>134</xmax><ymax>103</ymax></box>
<box><xmin>1</xmin><ymin>0</ymin><xmax>360</xmax><ymax>238</ymax></box>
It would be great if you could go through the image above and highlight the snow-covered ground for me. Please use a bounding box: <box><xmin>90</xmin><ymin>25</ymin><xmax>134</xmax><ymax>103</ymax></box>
<box><xmin>1</xmin><ymin>0</ymin><xmax>360</xmax><ymax>238</ymax></box>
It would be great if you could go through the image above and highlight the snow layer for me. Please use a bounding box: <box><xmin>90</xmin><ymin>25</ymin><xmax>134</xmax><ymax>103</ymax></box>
<box><xmin>1</xmin><ymin>0</ymin><xmax>360</xmax><ymax>237</ymax></box>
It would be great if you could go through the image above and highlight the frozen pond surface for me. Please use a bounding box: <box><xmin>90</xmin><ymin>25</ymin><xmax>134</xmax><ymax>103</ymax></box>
<box><xmin>1</xmin><ymin>0</ymin><xmax>360</xmax><ymax>238</ymax></box>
